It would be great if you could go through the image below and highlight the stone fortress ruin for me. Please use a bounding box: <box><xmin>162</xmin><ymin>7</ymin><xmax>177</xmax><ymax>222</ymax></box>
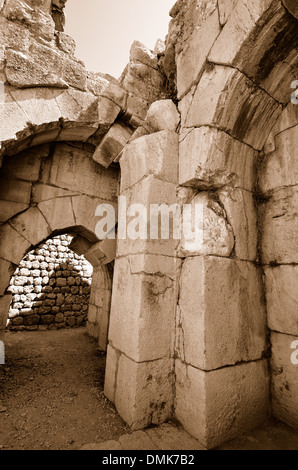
<box><xmin>0</xmin><ymin>0</ymin><xmax>297</xmax><ymax>449</ymax></box>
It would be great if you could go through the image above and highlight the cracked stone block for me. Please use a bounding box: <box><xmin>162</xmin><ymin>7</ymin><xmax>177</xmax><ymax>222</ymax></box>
<box><xmin>179</xmin><ymin>127</ymin><xmax>256</xmax><ymax>191</ymax></box>
<box><xmin>260</xmin><ymin>186</ymin><xmax>298</xmax><ymax>264</ymax></box>
<box><xmin>218</xmin><ymin>0</ymin><xmax>238</xmax><ymax>25</ymax></box>
<box><xmin>38</xmin><ymin>197</ymin><xmax>75</xmax><ymax>232</ymax></box>
<box><xmin>120</xmin><ymin>130</ymin><xmax>178</xmax><ymax>192</ymax></box>
<box><xmin>218</xmin><ymin>188</ymin><xmax>258</xmax><ymax>261</ymax></box>
<box><xmin>130</xmin><ymin>41</ymin><xmax>158</xmax><ymax>70</ymax></box>
<box><xmin>0</xmin><ymin>224</ymin><xmax>31</xmax><ymax>265</ymax></box>
<box><xmin>145</xmin><ymin>100</ymin><xmax>180</xmax><ymax>132</ymax></box>
<box><xmin>113</xmin><ymin>353</ymin><xmax>173</xmax><ymax>430</ymax></box>
<box><xmin>178</xmin><ymin>192</ymin><xmax>234</xmax><ymax>258</ymax></box>
<box><xmin>10</xmin><ymin>207</ymin><xmax>51</xmax><ymax>246</ymax></box>
<box><xmin>177</xmin><ymin>256</ymin><xmax>267</xmax><ymax>371</ymax></box>
<box><xmin>265</xmin><ymin>266</ymin><xmax>298</xmax><ymax>336</ymax></box>
<box><xmin>209</xmin><ymin>1</ymin><xmax>296</xmax><ymax>104</ymax></box>
<box><xmin>259</xmin><ymin>126</ymin><xmax>298</xmax><ymax>194</ymax></box>
<box><xmin>117</xmin><ymin>176</ymin><xmax>178</xmax><ymax>258</ymax></box>
<box><xmin>0</xmin><ymin>90</ymin><xmax>29</xmax><ymax>143</ymax></box>
<box><xmin>0</xmin><ymin>200</ymin><xmax>29</xmax><ymax>223</ymax></box>
<box><xmin>184</xmin><ymin>65</ymin><xmax>281</xmax><ymax>150</ymax></box>
<box><xmin>176</xmin><ymin>9</ymin><xmax>221</xmax><ymax>98</ymax></box>
<box><xmin>32</xmin><ymin>184</ymin><xmax>78</xmax><ymax>204</ymax></box>
<box><xmin>93</xmin><ymin>123</ymin><xmax>133</xmax><ymax>168</ymax></box>
<box><xmin>10</xmin><ymin>88</ymin><xmax>62</xmax><ymax>127</ymax></box>
<box><xmin>271</xmin><ymin>332</ymin><xmax>298</xmax><ymax>430</ymax></box>
<box><xmin>175</xmin><ymin>359</ymin><xmax>269</xmax><ymax>448</ymax></box>
<box><xmin>108</xmin><ymin>255</ymin><xmax>177</xmax><ymax>362</ymax></box>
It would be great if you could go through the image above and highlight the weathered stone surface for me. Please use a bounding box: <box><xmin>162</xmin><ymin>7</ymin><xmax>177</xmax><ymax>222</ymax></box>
<box><xmin>120</xmin><ymin>130</ymin><xmax>178</xmax><ymax>192</ymax></box>
<box><xmin>218</xmin><ymin>188</ymin><xmax>258</xmax><ymax>261</ymax></box>
<box><xmin>42</xmin><ymin>143</ymin><xmax>119</xmax><ymax>201</ymax></box>
<box><xmin>177</xmin><ymin>256</ymin><xmax>267</xmax><ymax>370</ymax></box>
<box><xmin>0</xmin><ymin>200</ymin><xmax>29</xmax><ymax>223</ymax></box>
<box><xmin>108</xmin><ymin>255</ymin><xmax>177</xmax><ymax>362</ymax></box>
<box><xmin>179</xmin><ymin>127</ymin><xmax>257</xmax><ymax>191</ymax></box>
<box><xmin>176</xmin><ymin>9</ymin><xmax>220</xmax><ymax>98</ymax></box>
<box><xmin>0</xmin><ymin>295</ymin><xmax>12</xmax><ymax>329</ymax></box>
<box><xmin>38</xmin><ymin>197</ymin><xmax>75</xmax><ymax>232</ymax></box>
<box><xmin>0</xmin><ymin>177</ymin><xmax>32</xmax><ymax>204</ymax></box>
<box><xmin>178</xmin><ymin>193</ymin><xmax>235</xmax><ymax>258</ymax></box>
<box><xmin>175</xmin><ymin>359</ymin><xmax>269</xmax><ymax>448</ymax></box>
<box><xmin>93</xmin><ymin>123</ymin><xmax>132</xmax><ymax>168</ymax></box>
<box><xmin>218</xmin><ymin>0</ymin><xmax>238</xmax><ymax>25</ymax></box>
<box><xmin>0</xmin><ymin>223</ymin><xmax>31</xmax><ymax>265</ymax></box>
<box><xmin>271</xmin><ymin>332</ymin><xmax>298</xmax><ymax>430</ymax></box>
<box><xmin>184</xmin><ymin>66</ymin><xmax>281</xmax><ymax>150</ymax></box>
<box><xmin>259</xmin><ymin>126</ymin><xmax>298</xmax><ymax>194</ymax></box>
<box><xmin>145</xmin><ymin>100</ymin><xmax>180</xmax><ymax>132</ymax></box>
<box><xmin>85</xmin><ymin>238</ymin><xmax>116</xmax><ymax>268</ymax></box>
<box><xmin>260</xmin><ymin>186</ymin><xmax>298</xmax><ymax>264</ymax></box>
<box><xmin>117</xmin><ymin>176</ymin><xmax>178</xmax><ymax>258</ymax></box>
<box><xmin>113</xmin><ymin>353</ymin><xmax>173</xmax><ymax>429</ymax></box>
<box><xmin>10</xmin><ymin>207</ymin><xmax>51</xmax><ymax>246</ymax></box>
<box><xmin>265</xmin><ymin>266</ymin><xmax>298</xmax><ymax>336</ymax></box>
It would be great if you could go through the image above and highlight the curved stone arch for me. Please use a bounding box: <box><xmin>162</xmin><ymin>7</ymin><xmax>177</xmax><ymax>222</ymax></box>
<box><xmin>0</xmin><ymin>85</ymin><xmax>133</xmax><ymax>159</ymax></box>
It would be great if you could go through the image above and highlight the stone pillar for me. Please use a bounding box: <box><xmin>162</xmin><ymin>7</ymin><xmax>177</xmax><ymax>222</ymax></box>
<box><xmin>104</xmin><ymin>128</ymin><xmax>180</xmax><ymax>429</ymax></box>
<box><xmin>260</xmin><ymin>105</ymin><xmax>298</xmax><ymax>430</ymax></box>
<box><xmin>87</xmin><ymin>265</ymin><xmax>113</xmax><ymax>351</ymax></box>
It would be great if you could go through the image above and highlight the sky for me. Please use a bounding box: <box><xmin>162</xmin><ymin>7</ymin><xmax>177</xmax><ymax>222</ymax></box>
<box><xmin>64</xmin><ymin>0</ymin><xmax>175</xmax><ymax>79</ymax></box>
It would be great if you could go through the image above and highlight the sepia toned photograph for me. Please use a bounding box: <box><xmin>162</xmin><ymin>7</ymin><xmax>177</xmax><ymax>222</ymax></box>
<box><xmin>0</xmin><ymin>0</ymin><xmax>297</xmax><ymax>455</ymax></box>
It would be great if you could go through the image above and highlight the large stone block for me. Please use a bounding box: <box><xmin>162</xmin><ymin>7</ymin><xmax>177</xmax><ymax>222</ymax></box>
<box><xmin>0</xmin><ymin>178</ymin><xmax>32</xmax><ymax>205</ymax></box>
<box><xmin>93</xmin><ymin>123</ymin><xmax>132</xmax><ymax>168</ymax></box>
<box><xmin>0</xmin><ymin>200</ymin><xmax>29</xmax><ymax>223</ymax></box>
<box><xmin>108</xmin><ymin>255</ymin><xmax>177</xmax><ymax>362</ymax></box>
<box><xmin>120</xmin><ymin>131</ymin><xmax>178</xmax><ymax>192</ymax></box>
<box><xmin>259</xmin><ymin>126</ymin><xmax>298</xmax><ymax>194</ymax></box>
<box><xmin>0</xmin><ymin>224</ymin><xmax>31</xmax><ymax>265</ymax></box>
<box><xmin>117</xmin><ymin>176</ymin><xmax>178</xmax><ymax>258</ymax></box>
<box><xmin>41</xmin><ymin>143</ymin><xmax>119</xmax><ymax>201</ymax></box>
<box><xmin>176</xmin><ymin>9</ymin><xmax>221</xmax><ymax>98</ymax></box>
<box><xmin>266</xmin><ymin>266</ymin><xmax>298</xmax><ymax>336</ymax></box>
<box><xmin>178</xmin><ymin>192</ymin><xmax>234</xmax><ymax>258</ymax></box>
<box><xmin>175</xmin><ymin>359</ymin><xmax>269</xmax><ymax>448</ymax></box>
<box><xmin>260</xmin><ymin>186</ymin><xmax>298</xmax><ymax>264</ymax></box>
<box><xmin>271</xmin><ymin>332</ymin><xmax>298</xmax><ymax>430</ymax></box>
<box><xmin>145</xmin><ymin>100</ymin><xmax>180</xmax><ymax>132</ymax></box>
<box><xmin>114</xmin><ymin>353</ymin><xmax>173</xmax><ymax>430</ymax></box>
<box><xmin>184</xmin><ymin>65</ymin><xmax>281</xmax><ymax>150</ymax></box>
<box><xmin>38</xmin><ymin>197</ymin><xmax>75</xmax><ymax>232</ymax></box>
<box><xmin>10</xmin><ymin>207</ymin><xmax>51</xmax><ymax>246</ymax></box>
<box><xmin>177</xmin><ymin>256</ymin><xmax>267</xmax><ymax>370</ymax></box>
<box><xmin>179</xmin><ymin>127</ymin><xmax>256</xmax><ymax>191</ymax></box>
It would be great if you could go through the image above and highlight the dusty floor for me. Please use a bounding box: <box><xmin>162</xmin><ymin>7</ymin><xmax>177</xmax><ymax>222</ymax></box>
<box><xmin>0</xmin><ymin>328</ymin><xmax>129</xmax><ymax>450</ymax></box>
<box><xmin>0</xmin><ymin>328</ymin><xmax>297</xmax><ymax>451</ymax></box>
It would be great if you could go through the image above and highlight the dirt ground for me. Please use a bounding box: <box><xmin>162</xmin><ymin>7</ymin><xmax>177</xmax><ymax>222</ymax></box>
<box><xmin>0</xmin><ymin>328</ymin><xmax>129</xmax><ymax>451</ymax></box>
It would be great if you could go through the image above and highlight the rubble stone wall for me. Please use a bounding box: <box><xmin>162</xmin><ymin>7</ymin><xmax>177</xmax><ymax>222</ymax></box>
<box><xmin>7</xmin><ymin>235</ymin><xmax>92</xmax><ymax>331</ymax></box>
